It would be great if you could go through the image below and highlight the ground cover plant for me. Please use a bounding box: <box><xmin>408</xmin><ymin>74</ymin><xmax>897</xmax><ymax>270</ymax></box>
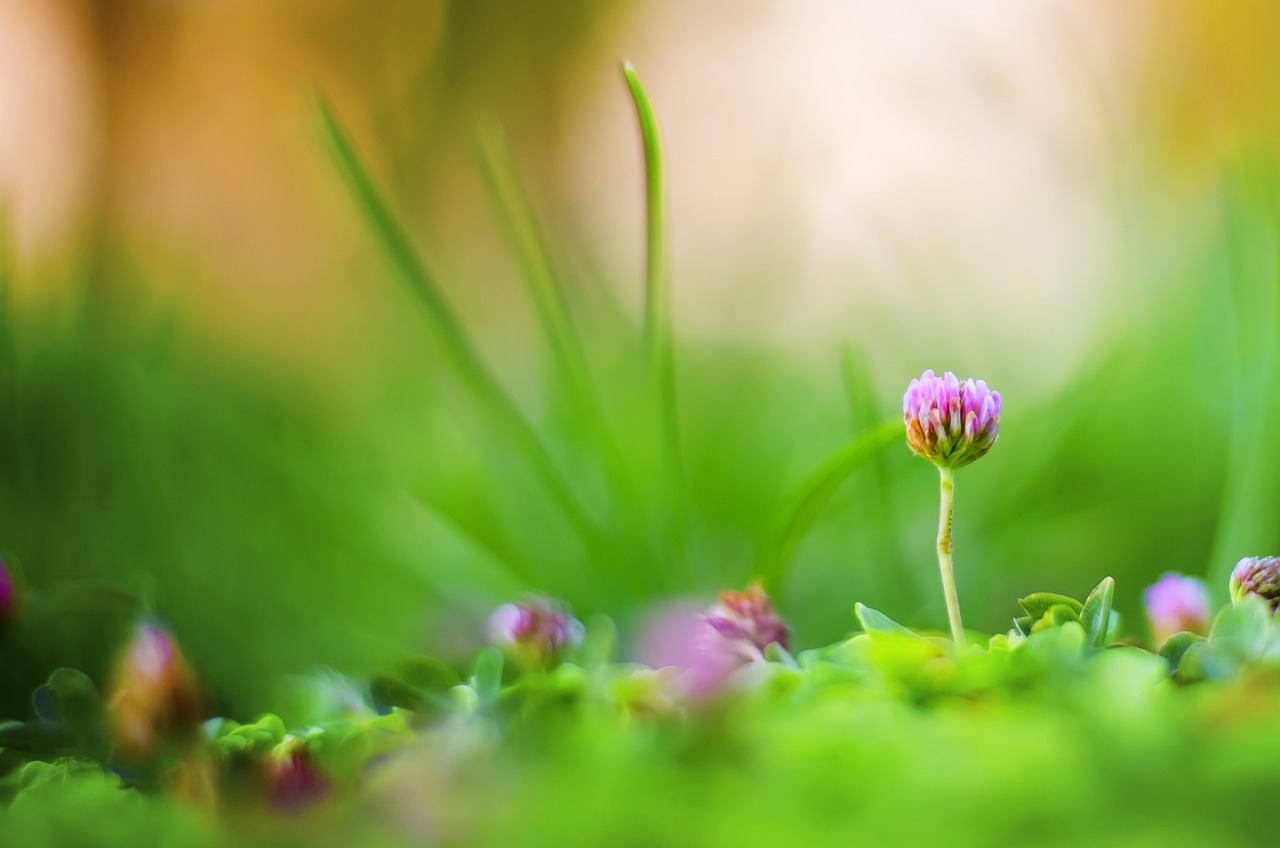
<box><xmin>3</xmin><ymin>58</ymin><xmax>1280</xmax><ymax>848</ymax></box>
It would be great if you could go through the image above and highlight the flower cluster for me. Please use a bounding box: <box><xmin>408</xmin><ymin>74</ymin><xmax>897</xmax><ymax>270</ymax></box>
<box><xmin>106</xmin><ymin>622</ymin><xmax>203</xmax><ymax>763</ymax></box>
<box><xmin>489</xmin><ymin>595</ymin><xmax>584</xmax><ymax>667</ymax></box>
<box><xmin>1144</xmin><ymin>573</ymin><xmax>1210</xmax><ymax>644</ymax></box>
<box><xmin>701</xmin><ymin>582</ymin><xmax>789</xmax><ymax>663</ymax></box>
<box><xmin>903</xmin><ymin>370</ymin><xmax>1001</xmax><ymax>469</ymax></box>
<box><xmin>1230</xmin><ymin>556</ymin><xmax>1280</xmax><ymax>612</ymax></box>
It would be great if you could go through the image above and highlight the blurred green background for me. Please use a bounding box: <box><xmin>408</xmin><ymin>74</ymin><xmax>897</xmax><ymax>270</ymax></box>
<box><xmin>2</xmin><ymin>0</ymin><xmax>1278</xmax><ymax>715</ymax></box>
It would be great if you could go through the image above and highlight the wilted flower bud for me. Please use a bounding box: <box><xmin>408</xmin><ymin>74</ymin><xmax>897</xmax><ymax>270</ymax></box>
<box><xmin>106</xmin><ymin>623</ymin><xmax>203</xmax><ymax>763</ymax></box>
<box><xmin>1230</xmin><ymin>556</ymin><xmax>1280</xmax><ymax>612</ymax></box>
<box><xmin>267</xmin><ymin>735</ymin><xmax>329</xmax><ymax>812</ymax></box>
<box><xmin>701</xmin><ymin>582</ymin><xmax>789</xmax><ymax>664</ymax></box>
<box><xmin>489</xmin><ymin>596</ymin><xmax>584</xmax><ymax>667</ymax></box>
<box><xmin>1143</xmin><ymin>573</ymin><xmax>1210</xmax><ymax>644</ymax></box>
<box><xmin>903</xmin><ymin>370</ymin><xmax>1001</xmax><ymax>469</ymax></box>
<box><xmin>0</xmin><ymin>559</ymin><xmax>15</xmax><ymax>620</ymax></box>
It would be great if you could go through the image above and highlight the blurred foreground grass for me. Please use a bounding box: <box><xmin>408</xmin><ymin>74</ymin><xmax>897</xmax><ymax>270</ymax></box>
<box><xmin>0</xmin><ymin>73</ymin><xmax>1278</xmax><ymax>724</ymax></box>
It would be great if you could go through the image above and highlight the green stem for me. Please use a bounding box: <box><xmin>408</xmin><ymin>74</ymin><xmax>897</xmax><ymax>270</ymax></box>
<box><xmin>937</xmin><ymin>466</ymin><xmax>965</xmax><ymax>646</ymax></box>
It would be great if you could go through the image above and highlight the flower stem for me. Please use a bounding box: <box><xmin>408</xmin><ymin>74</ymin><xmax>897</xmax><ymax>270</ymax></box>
<box><xmin>936</xmin><ymin>466</ymin><xmax>965</xmax><ymax>646</ymax></box>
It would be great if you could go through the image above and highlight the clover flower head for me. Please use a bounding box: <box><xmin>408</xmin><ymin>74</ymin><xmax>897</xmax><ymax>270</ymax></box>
<box><xmin>1230</xmin><ymin>556</ymin><xmax>1280</xmax><ymax>611</ymax></box>
<box><xmin>701</xmin><ymin>582</ymin><xmax>789</xmax><ymax>663</ymax></box>
<box><xmin>107</xmin><ymin>622</ymin><xmax>202</xmax><ymax>762</ymax></box>
<box><xmin>903</xmin><ymin>370</ymin><xmax>1001</xmax><ymax>469</ymax></box>
<box><xmin>268</xmin><ymin>735</ymin><xmax>329</xmax><ymax>812</ymax></box>
<box><xmin>1143</xmin><ymin>572</ymin><xmax>1210</xmax><ymax>644</ymax></box>
<box><xmin>489</xmin><ymin>595</ymin><xmax>584</xmax><ymax>667</ymax></box>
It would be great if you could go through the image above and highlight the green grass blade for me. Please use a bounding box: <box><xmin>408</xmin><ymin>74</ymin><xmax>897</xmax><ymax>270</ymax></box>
<box><xmin>622</xmin><ymin>63</ymin><xmax>688</xmax><ymax>583</ymax></box>
<box><xmin>474</xmin><ymin>124</ymin><xmax>590</xmax><ymax>405</ymax></box>
<box><xmin>473</xmin><ymin>126</ymin><xmax>637</xmax><ymax>501</ymax></box>
<box><xmin>1207</xmin><ymin>159</ymin><xmax>1280</xmax><ymax>592</ymax></box>
<box><xmin>621</xmin><ymin>63</ymin><xmax>671</xmax><ymax>390</ymax></box>
<box><xmin>315</xmin><ymin>95</ymin><xmax>604</xmax><ymax>554</ymax></box>
<box><xmin>622</xmin><ymin>63</ymin><xmax>681</xmax><ymax>472</ymax></box>
<box><xmin>753</xmin><ymin>419</ymin><xmax>905</xmax><ymax>594</ymax></box>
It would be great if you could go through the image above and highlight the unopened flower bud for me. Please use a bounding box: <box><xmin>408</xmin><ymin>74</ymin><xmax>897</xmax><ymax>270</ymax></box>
<box><xmin>107</xmin><ymin>623</ymin><xmax>203</xmax><ymax>763</ymax></box>
<box><xmin>1230</xmin><ymin>556</ymin><xmax>1280</xmax><ymax>611</ymax></box>
<box><xmin>267</xmin><ymin>735</ymin><xmax>328</xmax><ymax>812</ymax></box>
<box><xmin>0</xmin><ymin>559</ymin><xmax>15</xmax><ymax>620</ymax></box>
<box><xmin>903</xmin><ymin>370</ymin><xmax>1001</xmax><ymax>469</ymax></box>
<box><xmin>701</xmin><ymin>582</ymin><xmax>789</xmax><ymax>663</ymax></box>
<box><xmin>1143</xmin><ymin>572</ymin><xmax>1210</xmax><ymax>644</ymax></box>
<box><xmin>489</xmin><ymin>596</ymin><xmax>584</xmax><ymax>667</ymax></box>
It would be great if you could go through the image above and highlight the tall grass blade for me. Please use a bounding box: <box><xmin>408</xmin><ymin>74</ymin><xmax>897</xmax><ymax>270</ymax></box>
<box><xmin>622</xmin><ymin>63</ymin><xmax>687</xmax><ymax>584</ymax></box>
<box><xmin>753</xmin><ymin>420</ymin><xmax>905</xmax><ymax>595</ymax></box>
<box><xmin>622</xmin><ymin>64</ymin><xmax>681</xmax><ymax>470</ymax></box>
<box><xmin>473</xmin><ymin>126</ymin><xmax>636</xmax><ymax>500</ymax></box>
<box><xmin>1208</xmin><ymin>159</ymin><xmax>1280</xmax><ymax>591</ymax></box>
<box><xmin>315</xmin><ymin>95</ymin><xmax>603</xmax><ymax>554</ymax></box>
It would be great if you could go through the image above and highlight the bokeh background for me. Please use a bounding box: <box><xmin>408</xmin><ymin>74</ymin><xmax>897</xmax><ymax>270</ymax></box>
<box><xmin>2</xmin><ymin>0</ymin><xmax>1278</xmax><ymax>716</ymax></box>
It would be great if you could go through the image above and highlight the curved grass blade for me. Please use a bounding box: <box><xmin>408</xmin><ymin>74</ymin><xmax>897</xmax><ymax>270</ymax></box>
<box><xmin>315</xmin><ymin>95</ymin><xmax>603</xmax><ymax>554</ymax></box>
<box><xmin>623</xmin><ymin>63</ymin><xmax>688</xmax><ymax>583</ymax></box>
<box><xmin>753</xmin><ymin>419</ymin><xmax>905</xmax><ymax>593</ymax></box>
<box><xmin>621</xmin><ymin>63</ymin><xmax>672</xmax><ymax>400</ymax></box>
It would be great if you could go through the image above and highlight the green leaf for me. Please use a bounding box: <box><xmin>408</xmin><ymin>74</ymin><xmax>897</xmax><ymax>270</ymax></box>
<box><xmin>1013</xmin><ymin>616</ymin><xmax>1036</xmax><ymax>637</ymax></box>
<box><xmin>855</xmin><ymin>603</ymin><xmax>928</xmax><ymax>641</ymax></box>
<box><xmin>1208</xmin><ymin>595</ymin><xmax>1270</xmax><ymax>660</ymax></box>
<box><xmin>315</xmin><ymin>94</ymin><xmax>603</xmax><ymax>571</ymax></box>
<box><xmin>1018</xmin><ymin>593</ymin><xmax>1084</xmax><ymax>619</ymax></box>
<box><xmin>1081</xmin><ymin>577</ymin><xmax>1115</xmax><ymax>648</ymax></box>
<box><xmin>1046</xmin><ymin>605</ymin><xmax>1081</xmax><ymax>627</ymax></box>
<box><xmin>754</xmin><ymin>421</ymin><xmax>905</xmax><ymax>592</ymax></box>
<box><xmin>1157</xmin><ymin>631</ymin><xmax>1204</xmax><ymax>674</ymax></box>
<box><xmin>472</xmin><ymin>647</ymin><xmax>505</xmax><ymax>709</ymax></box>
<box><xmin>400</xmin><ymin>656</ymin><xmax>461</xmax><ymax>693</ymax></box>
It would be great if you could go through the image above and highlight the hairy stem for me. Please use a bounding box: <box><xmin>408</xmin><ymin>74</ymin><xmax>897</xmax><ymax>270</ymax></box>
<box><xmin>937</xmin><ymin>466</ymin><xmax>965</xmax><ymax>645</ymax></box>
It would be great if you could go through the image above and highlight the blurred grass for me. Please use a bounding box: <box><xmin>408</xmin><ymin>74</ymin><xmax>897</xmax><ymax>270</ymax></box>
<box><xmin>3</xmin><ymin>60</ymin><xmax>1280</xmax><ymax>719</ymax></box>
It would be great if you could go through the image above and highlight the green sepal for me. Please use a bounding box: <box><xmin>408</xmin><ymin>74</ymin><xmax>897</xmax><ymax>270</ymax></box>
<box><xmin>1018</xmin><ymin>593</ymin><xmax>1084</xmax><ymax>619</ymax></box>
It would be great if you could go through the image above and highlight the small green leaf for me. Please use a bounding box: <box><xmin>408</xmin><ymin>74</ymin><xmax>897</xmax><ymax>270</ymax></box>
<box><xmin>1013</xmin><ymin>616</ymin><xmax>1036</xmax><ymax>637</ymax></box>
<box><xmin>1157</xmin><ymin>631</ymin><xmax>1204</xmax><ymax>674</ymax></box>
<box><xmin>1208</xmin><ymin>595</ymin><xmax>1270</xmax><ymax>660</ymax></box>
<box><xmin>1081</xmin><ymin>577</ymin><xmax>1115</xmax><ymax>648</ymax></box>
<box><xmin>1045</xmin><ymin>604</ymin><xmax>1081</xmax><ymax>627</ymax></box>
<box><xmin>1018</xmin><ymin>593</ymin><xmax>1084</xmax><ymax>619</ymax></box>
<box><xmin>855</xmin><ymin>603</ymin><xmax>928</xmax><ymax>641</ymax></box>
<box><xmin>400</xmin><ymin>656</ymin><xmax>461</xmax><ymax>693</ymax></box>
<box><xmin>472</xmin><ymin>647</ymin><xmax>504</xmax><ymax>708</ymax></box>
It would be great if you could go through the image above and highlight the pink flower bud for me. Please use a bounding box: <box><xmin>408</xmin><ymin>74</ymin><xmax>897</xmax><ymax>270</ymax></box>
<box><xmin>903</xmin><ymin>370</ymin><xmax>1001</xmax><ymax>469</ymax></box>
<box><xmin>106</xmin><ymin>623</ymin><xmax>203</xmax><ymax>763</ymax></box>
<box><xmin>701</xmin><ymin>582</ymin><xmax>790</xmax><ymax>664</ymax></box>
<box><xmin>267</xmin><ymin>735</ymin><xmax>329</xmax><ymax>812</ymax></box>
<box><xmin>1230</xmin><ymin>556</ymin><xmax>1280</xmax><ymax>611</ymax></box>
<box><xmin>1143</xmin><ymin>572</ymin><xmax>1210</xmax><ymax>644</ymax></box>
<box><xmin>489</xmin><ymin>596</ymin><xmax>584</xmax><ymax>667</ymax></box>
<box><xmin>0</xmin><ymin>560</ymin><xmax>15</xmax><ymax>620</ymax></box>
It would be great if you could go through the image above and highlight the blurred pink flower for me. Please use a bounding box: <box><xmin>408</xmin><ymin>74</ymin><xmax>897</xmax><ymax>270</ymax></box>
<box><xmin>106</xmin><ymin>622</ymin><xmax>202</xmax><ymax>762</ymax></box>
<box><xmin>1143</xmin><ymin>572</ymin><xmax>1209</xmax><ymax>645</ymax></box>
<box><xmin>489</xmin><ymin>595</ymin><xmax>584</xmax><ymax>667</ymax></box>
<box><xmin>635</xmin><ymin>584</ymin><xmax>789</xmax><ymax>702</ymax></box>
